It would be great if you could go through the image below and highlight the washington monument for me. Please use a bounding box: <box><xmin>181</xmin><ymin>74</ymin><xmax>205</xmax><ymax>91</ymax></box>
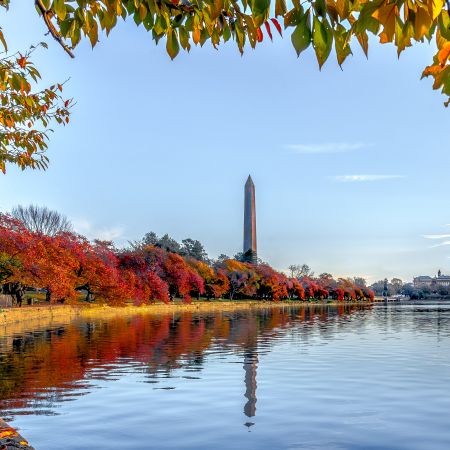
<box><xmin>243</xmin><ymin>175</ymin><xmax>257</xmax><ymax>264</ymax></box>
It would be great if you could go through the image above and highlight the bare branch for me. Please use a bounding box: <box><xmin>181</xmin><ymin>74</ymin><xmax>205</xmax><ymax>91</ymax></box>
<box><xmin>11</xmin><ymin>205</ymin><xmax>73</xmax><ymax>236</ymax></box>
<box><xmin>34</xmin><ymin>0</ymin><xmax>75</xmax><ymax>58</ymax></box>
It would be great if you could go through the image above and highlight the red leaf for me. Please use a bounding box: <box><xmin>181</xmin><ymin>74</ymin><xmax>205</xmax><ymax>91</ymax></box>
<box><xmin>270</xmin><ymin>18</ymin><xmax>282</xmax><ymax>36</ymax></box>
<box><xmin>17</xmin><ymin>56</ymin><xmax>27</xmax><ymax>68</ymax></box>
<box><xmin>264</xmin><ymin>21</ymin><xmax>273</xmax><ymax>41</ymax></box>
<box><xmin>257</xmin><ymin>27</ymin><xmax>263</xmax><ymax>42</ymax></box>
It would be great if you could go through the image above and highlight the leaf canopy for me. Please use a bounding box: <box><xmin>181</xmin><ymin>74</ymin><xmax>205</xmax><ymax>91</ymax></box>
<box><xmin>1</xmin><ymin>0</ymin><xmax>450</xmax><ymax>172</ymax></box>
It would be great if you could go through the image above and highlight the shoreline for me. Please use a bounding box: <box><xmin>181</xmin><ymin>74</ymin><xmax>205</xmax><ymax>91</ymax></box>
<box><xmin>0</xmin><ymin>300</ymin><xmax>373</xmax><ymax>328</ymax></box>
<box><xmin>0</xmin><ymin>418</ymin><xmax>34</xmax><ymax>450</ymax></box>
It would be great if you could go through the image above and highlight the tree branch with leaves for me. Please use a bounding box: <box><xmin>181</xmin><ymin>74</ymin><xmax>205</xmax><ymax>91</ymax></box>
<box><xmin>0</xmin><ymin>0</ymin><xmax>449</xmax><ymax>172</ymax></box>
<box><xmin>0</xmin><ymin>35</ymin><xmax>72</xmax><ymax>172</ymax></box>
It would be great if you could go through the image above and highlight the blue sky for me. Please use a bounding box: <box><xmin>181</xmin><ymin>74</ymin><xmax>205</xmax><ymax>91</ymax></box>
<box><xmin>1</xmin><ymin>3</ymin><xmax>449</xmax><ymax>283</ymax></box>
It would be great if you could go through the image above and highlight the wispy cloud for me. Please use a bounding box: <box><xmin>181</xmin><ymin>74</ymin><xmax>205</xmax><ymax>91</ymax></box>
<box><xmin>72</xmin><ymin>218</ymin><xmax>125</xmax><ymax>242</ymax></box>
<box><xmin>422</xmin><ymin>230</ymin><xmax>450</xmax><ymax>248</ymax></box>
<box><xmin>286</xmin><ymin>142</ymin><xmax>369</xmax><ymax>154</ymax></box>
<box><xmin>332</xmin><ymin>175</ymin><xmax>405</xmax><ymax>183</ymax></box>
<box><xmin>429</xmin><ymin>240</ymin><xmax>450</xmax><ymax>248</ymax></box>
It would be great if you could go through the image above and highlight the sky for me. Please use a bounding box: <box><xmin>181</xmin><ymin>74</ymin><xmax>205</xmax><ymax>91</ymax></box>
<box><xmin>1</xmin><ymin>3</ymin><xmax>449</xmax><ymax>283</ymax></box>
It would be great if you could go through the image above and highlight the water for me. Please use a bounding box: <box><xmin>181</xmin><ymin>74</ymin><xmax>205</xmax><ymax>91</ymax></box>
<box><xmin>1</xmin><ymin>304</ymin><xmax>450</xmax><ymax>450</ymax></box>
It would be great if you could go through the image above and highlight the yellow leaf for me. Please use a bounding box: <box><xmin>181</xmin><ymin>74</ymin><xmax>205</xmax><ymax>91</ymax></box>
<box><xmin>0</xmin><ymin>430</ymin><xmax>16</xmax><ymax>438</ymax></box>
<box><xmin>116</xmin><ymin>0</ymin><xmax>122</xmax><ymax>16</ymax></box>
<box><xmin>414</xmin><ymin>6</ymin><xmax>432</xmax><ymax>40</ymax></box>
<box><xmin>372</xmin><ymin>3</ymin><xmax>398</xmax><ymax>42</ymax></box>
<box><xmin>427</xmin><ymin>0</ymin><xmax>444</xmax><ymax>20</ymax></box>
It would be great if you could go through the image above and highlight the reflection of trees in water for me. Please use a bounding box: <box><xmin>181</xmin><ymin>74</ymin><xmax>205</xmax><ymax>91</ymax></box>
<box><xmin>0</xmin><ymin>304</ymin><xmax>368</xmax><ymax>416</ymax></box>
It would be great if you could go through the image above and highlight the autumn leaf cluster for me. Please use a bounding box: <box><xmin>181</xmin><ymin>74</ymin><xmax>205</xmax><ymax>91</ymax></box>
<box><xmin>0</xmin><ymin>39</ymin><xmax>72</xmax><ymax>173</ymax></box>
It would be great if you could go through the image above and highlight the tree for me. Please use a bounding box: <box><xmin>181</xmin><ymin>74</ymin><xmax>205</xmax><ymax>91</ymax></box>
<box><xmin>353</xmin><ymin>277</ymin><xmax>367</xmax><ymax>288</ymax></box>
<box><xmin>156</xmin><ymin>233</ymin><xmax>181</xmax><ymax>254</ymax></box>
<box><xmin>181</xmin><ymin>238</ymin><xmax>208</xmax><ymax>262</ymax></box>
<box><xmin>390</xmin><ymin>278</ymin><xmax>403</xmax><ymax>295</ymax></box>
<box><xmin>2</xmin><ymin>0</ymin><xmax>450</xmax><ymax>173</ymax></box>
<box><xmin>289</xmin><ymin>263</ymin><xmax>314</xmax><ymax>278</ymax></box>
<box><xmin>285</xmin><ymin>277</ymin><xmax>305</xmax><ymax>300</ymax></box>
<box><xmin>118</xmin><ymin>251</ymin><xmax>170</xmax><ymax>304</ymax></box>
<box><xmin>370</xmin><ymin>280</ymin><xmax>386</xmax><ymax>296</ymax></box>
<box><xmin>142</xmin><ymin>231</ymin><xmax>159</xmax><ymax>246</ymax></box>
<box><xmin>216</xmin><ymin>254</ymin><xmax>231</xmax><ymax>264</ymax></box>
<box><xmin>187</xmin><ymin>258</ymin><xmax>229</xmax><ymax>299</ymax></box>
<box><xmin>11</xmin><ymin>204</ymin><xmax>72</xmax><ymax>236</ymax></box>
<box><xmin>318</xmin><ymin>272</ymin><xmax>334</xmax><ymax>288</ymax></box>
<box><xmin>163</xmin><ymin>252</ymin><xmax>204</xmax><ymax>302</ymax></box>
<box><xmin>288</xmin><ymin>264</ymin><xmax>300</xmax><ymax>278</ymax></box>
<box><xmin>254</xmin><ymin>264</ymin><xmax>289</xmax><ymax>301</ymax></box>
<box><xmin>219</xmin><ymin>259</ymin><xmax>259</xmax><ymax>300</ymax></box>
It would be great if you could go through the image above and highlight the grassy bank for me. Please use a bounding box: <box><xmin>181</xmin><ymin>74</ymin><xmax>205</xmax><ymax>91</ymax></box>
<box><xmin>0</xmin><ymin>300</ymin><xmax>373</xmax><ymax>329</ymax></box>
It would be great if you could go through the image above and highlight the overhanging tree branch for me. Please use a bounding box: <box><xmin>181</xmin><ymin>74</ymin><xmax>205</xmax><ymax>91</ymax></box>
<box><xmin>34</xmin><ymin>0</ymin><xmax>75</xmax><ymax>58</ymax></box>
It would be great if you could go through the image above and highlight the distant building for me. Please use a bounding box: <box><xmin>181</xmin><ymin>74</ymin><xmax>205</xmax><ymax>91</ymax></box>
<box><xmin>413</xmin><ymin>270</ymin><xmax>450</xmax><ymax>289</ymax></box>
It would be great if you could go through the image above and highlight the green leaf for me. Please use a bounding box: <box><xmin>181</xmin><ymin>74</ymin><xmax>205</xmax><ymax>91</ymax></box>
<box><xmin>438</xmin><ymin>10</ymin><xmax>450</xmax><ymax>40</ymax></box>
<box><xmin>354</xmin><ymin>0</ymin><xmax>384</xmax><ymax>34</ymax></box>
<box><xmin>179</xmin><ymin>26</ymin><xmax>190</xmax><ymax>51</ymax></box>
<box><xmin>334</xmin><ymin>24</ymin><xmax>351</xmax><ymax>67</ymax></box>
<box><xmin>166</xmin><ymin>28</ymin><xmax>180</xmax><ymax>59</ymax></box>
<box><xmin>154</xmin><ymin>15</ymin><xmax>167</xmax><ymax>35</ymax></box>
<box><xmin>41</xmin><ymin>0</ymin><xmax>51</xmax><ymax>10</ymax></box>
<box><xmin>284</xmin><ymin>6</ymin><xmax>304</xmax><ymax>28</ymax></box>
<box><xmin>291</xmin><ymin>11</ymin><xmax>311</xmax><ymax>57</ymax></box>
<box><xmin>251</xmin><ymin>0</ymin><xmax>270</xmax><ymax>26</ymax></box>
<box><xmin>199</xmin><ymin>28</ymin><xmax>209</xmax><ymax>46</ymax></box>
<box><xmin>312</xmin><ymin>16</ymin><xmax>333</xmax><ymax>69</ymax></box>
<box><xmin>223</xmin><ymin>21</ymin><xmax>231</xmax><ymax>42</ymax></box>
<box><xmin>70</xmin><ymin>25</ymin><xmax>81</xmax><ymax>47</ymax></box>
<box><xmin>314</xmin><ymin>0</ymin><xmax>326</xmax><ymax>18</ymax></box>
<box><xmin>60</xmin><ymin>19</ymin><xmax>72</xmax><ymax>37</ymax></box>
<box><xmin>52</xmin><ymin>0</ymin><xmax>67</xmax><ymax>20</ymax></box>
<box><xmin>143</xmin><ymin>14</ymin><xmax>155</xmax><ymax>31</ymax></box>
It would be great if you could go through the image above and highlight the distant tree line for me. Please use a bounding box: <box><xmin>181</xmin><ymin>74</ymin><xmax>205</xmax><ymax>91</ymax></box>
<box><xmin>0</xmin><ymin>205</ymin><xmax>374</xmax><ymax>306</ymax></box>
<box><xmin>369</xmin><ymin>277</ymin><xmax>450</xmax><ymax>299</ymax></box>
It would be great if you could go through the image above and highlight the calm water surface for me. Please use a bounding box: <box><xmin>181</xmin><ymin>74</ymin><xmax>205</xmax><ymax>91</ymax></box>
<box><xmin>1</xmin><ymin>304</ymin><xmax>450</xmax><ymax>450</ymax></box>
